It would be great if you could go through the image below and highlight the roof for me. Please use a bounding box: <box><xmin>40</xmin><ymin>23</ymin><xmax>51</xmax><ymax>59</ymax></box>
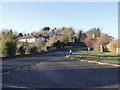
<box><xmin>18</xmin><ymin>35</ymin><xmax>35</xmax><ymax>39</ymax></box>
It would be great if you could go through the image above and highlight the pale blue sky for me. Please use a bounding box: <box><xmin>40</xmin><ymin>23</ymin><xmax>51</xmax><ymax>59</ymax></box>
<box><xmin>1</xmin><ymin>2</ymin><xmax>118</xmax><ymax>38</ymax></box>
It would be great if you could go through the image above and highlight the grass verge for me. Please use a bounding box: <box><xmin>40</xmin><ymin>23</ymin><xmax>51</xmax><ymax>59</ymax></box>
<box><xmin>66</xmin><ymin>51</ymin><xmax>120</xmax><ymax>65</ymax></box>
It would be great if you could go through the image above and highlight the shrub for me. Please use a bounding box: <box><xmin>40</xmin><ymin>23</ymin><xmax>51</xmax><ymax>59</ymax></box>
<box><xmin>24</xmin><ymin>45</ymin><xmax>38</xmax><ymax>54</ymax></box>
<box><xmin>34</xmin><ymin>39</ymin><xmax>45</xmax><ymax>52</ymax></box>
<box><xmin>18</xmin><ymin>46</ymin><xmax>26</xmax><ymax>55</ymax></box>
<box><xmin>2</xmin><ymin>41</ymin><xmax>17</xmax><ymax>56</ymax></box>
<box><xmin>94</xmin><ymin>45</ymin><xmax>101</xmax><ymax>52</ymax></box>
<box><xmin>46</xmin><ymin>46</ymin><xmax>50</xmax><ymax>51</ymax></box>
<box><xmin>82</xmin><ymin>47</ymin><xmax>88</xmax><ymax>51</ymax></box>
<box><xmin>54</xmin><ymin>40</ymin><xmax>61</xmax><ymax>50</ymax></box>
<box><xmin>46</xmin><ymin>36</ymin><xmax>58</xmax><ymax>47</ymax></box>
<box><xmin>29</xmin><ymin>46</ymin><xmax>37</xmax><ymax>54</ymax></box>
<box><xmin>66</xmin><ymin>42</ymin><xmax>74</xmax><ymax>46</ymax></box>
<box><xmin>0</xmin><ymin>40</ymin><xmax>2</xmax><ymax>55</ymax></box>
<box><xmin>109</xmin><ymin>39</ymin><xmax>120</xmax><ymax>53</ymax></box>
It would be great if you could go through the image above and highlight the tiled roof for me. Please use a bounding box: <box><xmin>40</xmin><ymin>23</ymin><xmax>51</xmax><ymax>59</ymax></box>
<box><xmin>18</xmin><ymin>35</ymin><xmax>35</xmax><ymax>39</ymax></box>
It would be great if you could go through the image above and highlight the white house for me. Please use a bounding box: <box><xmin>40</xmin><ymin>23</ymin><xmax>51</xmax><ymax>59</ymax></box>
<box><xmin>18</xmin><ymin>35</ymin><xmax>49</xmax><ymax>43</ymax></box>
<box><xmin>18</xmin><ymin>35</ymin><xmax>37</xmax><ymax>43</ymax></box>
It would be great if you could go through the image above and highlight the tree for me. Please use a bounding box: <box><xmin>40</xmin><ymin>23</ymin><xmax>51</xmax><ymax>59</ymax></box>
<box><xmin>76</xmin><ymin>30</ymin><xmax>82</xmax><ymax>41</ymax></box>
<box><xmin>18</xmin><ymin>46</ymin><xmax>26</xmax><ymax>55</ymax></box>
<box><xmin>29</xmin><ymin>46</ymin><xmax>37</xmax><ymax>54</ymax></box>
<box><xmin>86</xmin><ymin>28</ymin><xmax>101</xmax><ymax>37</ymax></box>
<box><xmin>54</xmin><ymin>40</ymin><xmax>61</xmax><ymax>50</ymax></box>
<box><xmin>1</xmin><ymin>29</ymin><xmax>18</xmax><ymax>56</ymax></box>
<box><xmin>109</xmin><ymin>39</ymin><xmax>120</xmax><ymax>53</ymax></box>
<box><xmin>39</xmin><ymin>34</ymin><xmax>42</xmax><ymax>37</ymax></box>
<box><xmin>2</xmin><ymin>33</ymin><xmax>13</xmax><ymax>42</ymax></box>
<box><xmin>2</xmin><ymin>41</ymin><xmax>16</xmax><ymax>56</ymax></box>
<box><xmin>76</xmin><ymin>30</ymin><xmax>86</xmax><ymax>42</ymax></box>
<box><xmin>2</xmin><ymin>29</ymin><xmax>10</xmax><ymax>35</ymax></box>
<box><xmin>59</xmin><ymin>36</ymin><xmax>66</xmax><ymax>42</ymax></box>
<box><xmin>43</xmin><ymin>27</ymin><xmax>50</xmax><ymax>31</ymax></box>
<box><xmin>2</xmin><ymin>34</ymin><xmax>17</xmax><ymax>56</ymax></box>
<box><xmin>88</xmin><ymin>34</ymin><xmax>112</xmax><ymax>52</ymax></box>
<box><xmin>98</xmin><ymin>34</ymin><xmax>112</xmax><ymax>46</ymax></box>
<box><xmin>61</xmin><ymin>27</ymin><xmax>75</xmax><ymax>43</ymax></box>
<box><xmin>31</xmin><ymin>31</ymin><xmax>40</xmax><ymax>37</ymax></box>
<box><xmin>82</xmin><ymin>33</ymin><xmax>87</xmax><ymax>39</ymax></box>
<box><xmin>10</xmin><ymin>29</ymin><xmax>13</xmax><ymax>35</ymax></box>
<box><xmin>83</xmin><ymin>37</ymin><xmax>97</xmax><ymax>48</ymax></box>
<box><xmin>0</xmin><ymin>39</ymin><xmax>2</xmax><ymax>55</ymax></box>
<box><xmin>34</xmin><ymin>39</ymin><xmax>45</xmax><ymax>52</ymax></box>
<box><xmin>46</xmin><ymin>35</ymin><xmax>58</xmax><ymax>47</ymax></box>
<box><xmin>12</xmin><ymin>31</ymin><xmax>18</xmax><ymax>39</ymax></box>
<box><xmin>18</xmin><ymin>33</ymin><xmax>23</xmax><ymax>37</ymax></box>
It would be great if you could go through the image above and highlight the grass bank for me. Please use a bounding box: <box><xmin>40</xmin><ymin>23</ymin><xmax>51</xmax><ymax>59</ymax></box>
<box><xmin>66</xmin><ymin>51</ymin><xmax>120</xmax><ymax>65</ymax></box>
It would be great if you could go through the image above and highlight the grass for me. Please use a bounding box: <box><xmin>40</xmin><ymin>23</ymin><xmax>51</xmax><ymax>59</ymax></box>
<box><xmin>66</xmin><ymin>51</ymin><xmax>120</xmax><ymax>65</ymax></box>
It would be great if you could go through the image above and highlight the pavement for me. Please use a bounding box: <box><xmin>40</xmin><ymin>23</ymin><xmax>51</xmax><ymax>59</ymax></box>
<box><xmin>2</xmin><ymin>46</ymin><xmax>120</xmax><ymax>89</ymax></box>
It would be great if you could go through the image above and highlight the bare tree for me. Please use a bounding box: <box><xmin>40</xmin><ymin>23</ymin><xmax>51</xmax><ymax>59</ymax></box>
<box><xmin>83</xmin><ymin>37</ymin><xmax>97</xmax><ymax>48</ymax></box>
<box><xmin>98</xmin><ymin>34</ymin><xmax>111</xmax><ymax>46</ymax></box>
<box><xmin>109</xmin><ymin>39</ymin><xmax>120</xmax><ymax>53</ymax></box>
<box><xmin>46</xmin><ymin>35</ymin><xmax>58</xmax><ymax>47</ymax></box>
<box><xmin>34</xmin><ymin>39</ymin><xmax>45</xmax><ymax>52</ymax></box>
<box><xmin>86</xmin><ymin>28</ymin><xmax>101</xmax><ymax>37</ymax></box>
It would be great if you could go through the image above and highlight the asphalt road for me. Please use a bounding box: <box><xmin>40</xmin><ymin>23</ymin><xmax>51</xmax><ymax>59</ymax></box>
<box><xmin>2</xmin><ymin>46</ymin><xmax>119</xmax><ymax>89</ymax></box>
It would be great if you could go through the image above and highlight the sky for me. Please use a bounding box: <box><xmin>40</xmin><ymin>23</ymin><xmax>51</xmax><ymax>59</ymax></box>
<box><xmin>0</xmin><ymin>2</ymin><xmax>118</xmax><ymax>38</ymax></box>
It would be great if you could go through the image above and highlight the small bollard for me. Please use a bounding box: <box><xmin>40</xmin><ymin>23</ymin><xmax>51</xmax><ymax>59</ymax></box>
<box><xmin>88</xmin><ymin>47</ymin><xmax>90</xmax><ymax>51</ymax></box>
<box><xmin>70</xmin><ymin>50</ymin><xmax>72</xmax><ymax>55</ymax></box>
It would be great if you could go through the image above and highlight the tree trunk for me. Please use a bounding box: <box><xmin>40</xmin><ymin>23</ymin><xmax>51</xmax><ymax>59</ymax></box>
<box><xmin>100</xmin><ymin>45</ymin><xmax>103</xmax><ymax>52</ymax></box>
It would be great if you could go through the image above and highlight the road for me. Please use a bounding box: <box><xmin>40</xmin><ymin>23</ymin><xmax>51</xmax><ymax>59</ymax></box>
<box><xmin>2</xmin><ymin>46</ymin><xmax>119</xmax><ymax>89</ymax></box>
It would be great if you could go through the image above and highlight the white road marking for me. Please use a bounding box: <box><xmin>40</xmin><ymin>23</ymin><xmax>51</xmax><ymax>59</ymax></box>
<box><xmin>13</xmin><ymin>68</ymin><xmax>21</xmax><ymax>72</ymax></box>
<box><xmin>2</xmin><ymin>71</ymin><xmax>11</xmax><ymax>75</ymax></box>
<box><xmin>2</xmin><ymin>62</ymin><xmax>44</xmax><ymax>75</ymax></box>
<box><xmin>2</xmin><ymin>84</ymin><xmax>30</xmax><ymax>89</ymax></box>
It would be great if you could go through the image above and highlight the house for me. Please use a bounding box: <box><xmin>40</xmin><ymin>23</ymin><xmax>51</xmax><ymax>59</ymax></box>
<box><xmin>18</xmin><ymin>35</ymin><xmax>37</xmax><ymax>43</ymax></box>
<box><xmin>18</xmin><ymin>35</ymin><xmax>49</xmax><ymax>43</ymax></box>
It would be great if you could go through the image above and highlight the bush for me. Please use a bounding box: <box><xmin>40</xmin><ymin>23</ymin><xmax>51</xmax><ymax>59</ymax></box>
<box><xmin>18</xmin><ymin>45</ymin><xmax>37</xmax><ymax>54</ymax></box>
<box><xmin>82</xmin><ymin>47</ymin><xmax>88</xmax><ymax>51</ymax></box>
<box><xmin>34</xmin><ymin>39</ymin><xmax>44</xmax><ymax>52</ymax></box>
<box><xmin>65</xmin><ymin>42</ymin><xmax>74</xmax><ymax>46</ymax></box>
<box><xmin>104</xmin><ymin>46</ymin><xmax>109</xmax><ymax>52</ymax></box>
<box><xmin>94</xmin><ymin>45</ymin><xmax>101</xmax><ymax>52</ymax></box>
<box><xmin>46</xmin><ymin>46</ymin><xmax>50</xmax><ymax>51</ymax></box>
<box><xmin>109</xmin><ymin>39</ymin><xmax>120</xmax><ymax>53</ymax></box>
<box><xmin>18</xmin><ymin>46</ymin><xmax>26</xmax><ymax>55</ymax></box>
<box><xmin>0</xmin><ymin>40</ymin><xmax>2</xmax><ymax>54</ymax></box>
<box><xmin>25</xmin><ymin>45</ymin><xmax>37</xmax><ymax>54</ymax></box>
<box><xmin>2</xmin><ymin>41</ymin><xmax>17</xmax><ymax>56</ymax></box>
<box><xmin>29</xmin><ymin>46</ymin><xmax>37</xmax><ymax>54</ymax></box>
<box><xmin>54</xmin><ymin>40</ymin><xmax>61</xmax><ymax>50</ymax></box>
